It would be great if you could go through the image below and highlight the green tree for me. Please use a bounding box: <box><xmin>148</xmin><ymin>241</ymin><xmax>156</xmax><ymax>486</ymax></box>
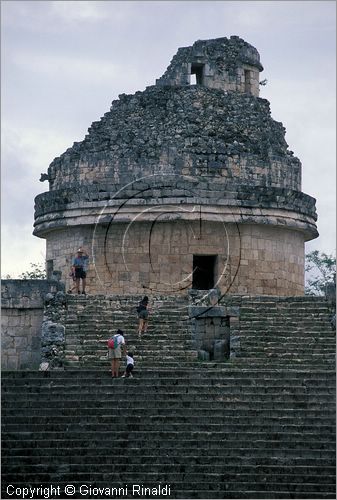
<box><xmin>18</xmin><ymin>262</ymin><xmax>46</xmax><ymax>279</ymax></box>
<box><xmin>305</xmin><ymin>250</ymin><xmax>336</xmax><ymax>296</ymax></box>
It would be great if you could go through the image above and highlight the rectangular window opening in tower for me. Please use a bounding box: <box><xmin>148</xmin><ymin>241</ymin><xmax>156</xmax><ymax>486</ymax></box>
<box><xmin>191</xmin><ymin>64</ymin><xmax>204</xmax><ymax>85</ymax></box>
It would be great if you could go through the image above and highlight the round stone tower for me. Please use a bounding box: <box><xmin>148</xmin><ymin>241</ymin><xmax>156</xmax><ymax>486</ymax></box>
<box><xmin>34</xmin><ymin>36</ymin><xmax>318</xmax><ymax>296</ymax></box>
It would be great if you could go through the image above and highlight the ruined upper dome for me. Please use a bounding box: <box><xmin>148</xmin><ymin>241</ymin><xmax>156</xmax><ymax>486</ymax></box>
<box><xmin>46</xmin><ymin>85</ymin><xmax>300</xmax><ymax>193</ymax></box>
<box><xmin>41</xmin><ymin>36</ymin><xmax>299</xmax><ymax>193</ymax></box>
<box><xmin>156</xmin><ymin>36</ymin><xmax>263</xmax><ymax>96</ymax></box>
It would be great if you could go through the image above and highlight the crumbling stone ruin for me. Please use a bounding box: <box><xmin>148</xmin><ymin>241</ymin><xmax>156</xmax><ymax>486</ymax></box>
<box><xmin>34</xmin><ymin>36</ymin><xmax>318</xmax><ymax>297</ymax></box>
<box><xmin>2</xmin><ymin>37</ymin><xmax>335</xmax><ymax>500</ymax></box>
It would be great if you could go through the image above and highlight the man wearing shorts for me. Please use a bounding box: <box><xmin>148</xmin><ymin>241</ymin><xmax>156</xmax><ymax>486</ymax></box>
<box><xmin>71</xmin><ymin>248</ymin><xmax>89</xmax><ymax>295</ymax></box>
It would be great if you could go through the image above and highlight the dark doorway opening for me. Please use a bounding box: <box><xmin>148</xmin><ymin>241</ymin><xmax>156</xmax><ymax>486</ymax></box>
<box><xmin>191</xmin><ymin>63</ymin><xmax>204</xmax><ymax>85</ymax></box>
<box><xmin>46</xmin><ymin>260</ymin><xmax>54</xmax><ymax>280</ymax></box>
<box><xmin>192</xmin><ymin>255</ymin><xmax>217</xmax><ymax>289</ymax></box>
<box><xmin>244</xmin><ymin>69</ymin><xmax>251</xmax><ymax>93</ymax></box>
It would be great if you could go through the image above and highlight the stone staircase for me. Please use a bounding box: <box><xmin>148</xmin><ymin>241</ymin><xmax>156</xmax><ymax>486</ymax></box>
<box><xmin>63</xmin><ymin>295</ymin><xmax>335</xmax><ymax>370</ymax></box>
<box><xmin>229</xmin><ymin>296</ymin><xmax>336</xmax><ymax>369</ymax></box>
<box><xmin>2</xmin><ymin>369</ymin><xmax>335</xmax><ymax>499</ymax></box>
<box><xmin>63</xmin><ymin>295</ymin><xmax>197</xmax><ymax>369</ymax></box>
<box><xmin>1</xmin><ymin>295</ymin><xmax>336</xmax><ymax>499</ymax></box>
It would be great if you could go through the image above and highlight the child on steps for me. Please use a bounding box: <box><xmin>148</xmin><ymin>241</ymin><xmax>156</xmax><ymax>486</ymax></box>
<box><xmin>122</xmin><ymin>352</ymin><xmax>135</xmax><ymax>378</ymax></box>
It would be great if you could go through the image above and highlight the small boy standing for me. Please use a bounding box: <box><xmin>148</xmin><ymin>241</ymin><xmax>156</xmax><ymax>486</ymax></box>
<box><xmin>122</xmin><ymin>352</ymin><xmax>135</xmax><ymax>378</ymax></box>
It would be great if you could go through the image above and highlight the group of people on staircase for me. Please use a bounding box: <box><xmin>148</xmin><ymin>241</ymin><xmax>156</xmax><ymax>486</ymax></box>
<box><xmin>67</xmin><ymin>249</ymin><xmax>150</xmax><ymax>338</ymax></box>
<box><xmin>67</xmin><ymin>248</ymin><xmax>150</xmax><ymax>378</ymax></box>
<box><xmin>108</xmin><ymin>329</ymin><xmax>135</xmax><ymax>378</ymax></box>
<box><xmin>107</xmin><ymin>296</ymin><xmax>150</xmax><ymax>378</ymax></box>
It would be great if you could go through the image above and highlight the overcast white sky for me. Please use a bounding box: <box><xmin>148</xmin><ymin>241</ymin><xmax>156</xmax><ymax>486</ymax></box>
<box><xmin>1</xmin><ymin>0</ymin><xmax>336</xmax><ymax>277</ymax></box>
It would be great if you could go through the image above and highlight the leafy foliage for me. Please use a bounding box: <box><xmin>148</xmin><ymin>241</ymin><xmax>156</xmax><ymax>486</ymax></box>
<box><xmin>19</xmin><ymin>262</ymin><xmax>46</xmax><ymax>279</ymax></box>
<box><xmin>305</xmin><ymin>250</ymin><xmax>336</xmax><ymax>296</ymax></box>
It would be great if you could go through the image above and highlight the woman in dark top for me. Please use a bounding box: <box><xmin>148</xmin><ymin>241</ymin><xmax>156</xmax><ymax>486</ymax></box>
<box><xmin>137</xmin><ymin>296</ymin><xmax>149</xmax><ymax>338</ymax></box>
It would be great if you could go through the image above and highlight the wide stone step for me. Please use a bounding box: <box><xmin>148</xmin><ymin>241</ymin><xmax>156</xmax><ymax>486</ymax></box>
<box><xmin>66</xmin><ymin>338</ymin><xmax>192</xmax><ymax>344</ymax></box>
<box><xmin>3</xmin><ymin>397</ymin><xmax>334</xmax><ymax>409</ymax></box>
<box><xmin>240</xmin><ymin>339</ymin><xmax>336</xmax><ymax>346</ymax></box>
<box><xmin>2</xmin><ymin>405</ymin><xmax>334</xmax><ymax>420</ymax></box>
<box><xmin>239</xmin><ymin>320</ymin><xmax>333</xmax><ymax>326</ymax></box>
<box><xmin>17</xmin><ymin>402</ymin><xmax>336</xmax><ymax>414</ymax></box>
<box><xmin>66</xmin><ymin>321</ymin><xmax>190</xmax><ymax>329</ymax></box>
<box><xmin>3</xmin><ymin>382</ymin><xmax>335</xmax><ymax>397</ymax></box>
<box><xmin>62</xmin><ymin>354</ymin><xmax>335</xmax><ymax>364</ymax></box>
<box><xmin>2</xmin><ymin>469</ymin><xmax>335</xmax><ymax>486</ymax></box>
<box><xmin>238</xmin><ymin>351</ymin><xmax>335</xmax><ymax>358</ymax></box>
<box><xmin>237</xmin><ymin>352</ymin><xmax>335</xmax><ymax>360</ymax></box>
<box><xmin>2</xmin><ymin>455</ymin><xmax>334</xmax><ymax>473</ymax></box>
<box><xmin>9</xmin><ymin>442</ymin><xmax>331</xmax><ymax>457</ymax></box>
<box><xmin>238</xmin><ymin>322</ymin><xmax>333</xmax><ymax>329</ymax></box>
<box><xmin>65</xmin><ymin>310</ymin><xmax>183</xmax><ymax>316</ymax></box>
<box><xmin>239</xmin><ymin>330</ymin><xmax>334</xmax><ymax>337</ymax></box>
<box><xmin>69</xmin><ymin>335</ymin><xmax>336</xmax><ymax>344</ymax></box>
<box><xmin>229</xmin><ymin>357</ymin><xmax>335</xmax><ymax>365</ymax></box>
<box><xmin>1</xmin><ymin>376</ymin><xmax>335</xmax><ymax>387</ymax></box>
<box><xmin>64</xmin><ymin>343</ymin><xmax>194</xmax><ymax>350</ymax></box>
<box><xmin>71</xmin><ymin>362</ymin><xmax>335</xmax><ymax>371</ymax></box>
<box><xmin>3</xmin><ymin>422</ymin><xmax>335</xmax><ymax>442</ymax></box>
<box><xmin>2</xmin><ymin>447</ymin><xmax>334</xmax><ymax>465</ymax></box>
<box><xmin>3</xmin><ymin>403</ymin><xmax>335</xmax><ymax>417</ymax></box>
<box><xmin>1</xmin><ymin>486</ymin><xmax>335</xmax><ymax>500</ymax></box>
<box><xmin>3</xmin><ymin>388</ymin><xmax>334</xmax><ymax>404</ymax></box>
<box><xmin>2</xmin><ymin>406</ymin><xmax>334</xmax><ymax>418</ymax></box>
<box><xmin>2</xmin><ymin>416</ymin><xmax>335</xmax><ymax>432</ymax></box>
<box><xmin>2</xmin><ymin>368</ymin><xmax>334</xmax><ymax>378</ymax></box>
<box><xmin>3</xmin><ymin>445</ymin><xmax>334</xmax><ymax>460</ymax></box>
<box><xmin>2</xmin><ymin>379</ymin><xmax>334</xmax><ymax>393</ymax></box>
<box><xmin>1</xmin><ymin>401</ymin><xmax>334</xmax><ymax>417</ymax></box>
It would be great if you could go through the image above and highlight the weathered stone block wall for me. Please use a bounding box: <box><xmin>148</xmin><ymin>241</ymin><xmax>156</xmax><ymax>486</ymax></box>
<box><xmin>45</xmin><ymin>222</ymin><xmax>305</xmax><ymax>296</ymax></box>
<box><xmin>45</xmin><ymin>226</ymin><xmax>95</xmax><ymax>292</ymax></box>
<box><xmin>1</xmin><ymin>280</ymin><xmax>64</xmax><ymax>370</ymax></box>
<box><xmin>1</xmin><ymin>309</ymin><xmax>42</xmax><ymax>370</ymax></box>
<box><xmin>188</xmin><ymin>290</ymin><xmax>240</xmax><ymax>361</ymax></box>
<box><xmin>233</xmin><ymin>224</ymin><xmax>305</xmax><ymax>295</ymax></box>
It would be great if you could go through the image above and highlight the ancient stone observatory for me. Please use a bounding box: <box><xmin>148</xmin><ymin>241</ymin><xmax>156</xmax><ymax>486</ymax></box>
<box><xmin>34</xmin><ymin>36</ymin><xmax>318</xmax><ymax>296</ymax></box>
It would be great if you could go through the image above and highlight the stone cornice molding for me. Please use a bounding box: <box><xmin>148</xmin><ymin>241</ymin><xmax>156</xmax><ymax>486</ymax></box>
<box><xmin>33</xmin><ymin>201</ymin><xmax>318</xmax><ymax>241</ymax></box>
